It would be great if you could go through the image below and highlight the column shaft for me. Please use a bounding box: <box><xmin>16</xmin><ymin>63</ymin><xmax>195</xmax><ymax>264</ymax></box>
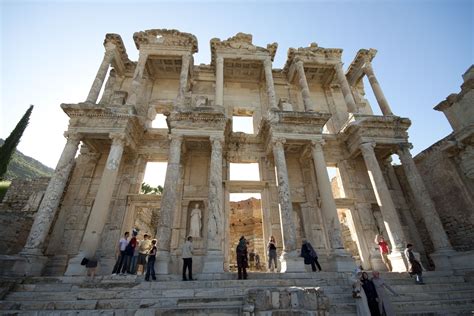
<box><xmin>295</xmin><ymin>60</ymin><xmax>315</xmax><ymax>112</ymax></box>
<box><xmin>360</xmin><ymin>142</ymin><xmax>404</xmax><ymax>251</ymax></box>
<box><xmin>86</xmin><ymin>48</ymin><xmax>115</xmax><ymax>104</ymax></box>
<box><xmin>363</xmin><ymin>62</ymin><xmax>393</xmax><ymax>115</ymax></box>
<box><xmin>177</xmin><ymin>54</ymin><xmax>191</xmax><ymax>104</ymax></box>
<box><xmin>207</xmin><ymin>136</ymin><xmax>224</xmax><ymax>250</ymax></box>
<box><xmin>264</xmin><ymin>58</ymin><xmax>278</xmax><ymax>110</ymax></box>
<box><xmin>80</xmin><ymin>134</ymin><xmax>125</xmax><ymax>258</ymax></box>
<box><xmin>272</xmin><ymin>138</ymin><xmax>297</xmax><ymax>252</ymax></box>
<box><xmin>397</xmin><ymin>145</ymin><xmax>452</xmax><ymax>251</ymax></box>
<box><xmin>334</xmin><ymin>63</ymin><xmax>357</xmax><ymax>113</ymax></box>
<box><xmin>215</xmin><ymin>56</ymin><xmax>224</xmax><ymax>106</ymax></box>
<box><xmin>311</xmin><ymin>141</ymin><xmax>344</xmax><ymax>249</ymax></box>
<box><xmin>22</xmin><ymin>132</ymin><xmax>81</xmax><ymax>254</ymax></box>
<box><xmin>127</xmin><ymin>52</ymin><xmax>148</xmax><ymax>106</ymax></box>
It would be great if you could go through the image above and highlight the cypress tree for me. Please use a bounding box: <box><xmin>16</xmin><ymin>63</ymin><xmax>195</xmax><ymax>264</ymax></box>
<box><xmin>0</xmin><ymin>105</ymin><xmax>34</xmax><ymax>180</ymax></box>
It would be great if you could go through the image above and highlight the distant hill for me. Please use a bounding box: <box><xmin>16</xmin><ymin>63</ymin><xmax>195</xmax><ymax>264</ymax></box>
<box><xmin>0</xmin><ymin>139</ymin><xmax>54</xmax><ymax>180</ymax></box>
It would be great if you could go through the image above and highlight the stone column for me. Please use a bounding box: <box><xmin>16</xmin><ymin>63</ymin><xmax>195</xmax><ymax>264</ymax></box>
<box><xmin>295</xmin><ymin>60</ymin><xmax>315</xmax><ymax>112</ymax></box>
<box><xmin>64</xmin><ymin>133</ymin><xmax>126</xmax><ymax>275</ymax></box>
<box><xmin>362</xmin><ymin>62</ymin><xmax>393</xmax><ymax>116</ymax></box>
<box><xmin>360</xmin><ymin>142</ymin><xmax>407</xmax><ymax>271</ymax></box>
<box><xmin>99</xmin><ymin>69</ymin><xmax>117</xmax><ymax>105</ymax></box>
<box><xmin>397</xmin><ymin>144</ymin><xmax>455</xmax><ymax>269</ymax></box>
<box><xmin>13</xmin><ymin>132</ymin><xmax>81</xmax><ymax>276</ymax></box>
<box><xmin>311</xmin><ymin>140</ymin><xmax>355</xmax><ymax>271</ymax></box>
<box><xmin>203</xmin><ymin>135</ymin><xmax>225</xmax><ymax>273</ymax></box>
<box><xmin>86</xmin><ymin>43</ymin><xmax>116</xmax><ymax>104</ymax></box>
<box><xmin>272</xmin><ymin>138</ymin><xmax>303</xmax><ymax>272</ymax></box>
<box><xmin>126</xmin><ymin>51</ymin><xmax>148</xmax><ymax>106</ymax></box>
<box><xmin>334</xmin><ymin>63</ymin><xmax>357</xmax><ymax>113</ymax></box>
<box><xmin>155</xmin><ymin>134</ymin><xmax>183</xmax><ymax>274</ymax></box>
<box><xmin>215</xmin><ymin>56</ymin><xmax>224</xmax><ymax>106</ymax></box>
<box><xmin>264</xmin><ymin>58</ymin><xmax>278</xmax><ymax>110</ymax></box>
<box><xmin>177</xmin><ymin>53</ymin><xmax>191</xmax><ymax>104</ymax></box>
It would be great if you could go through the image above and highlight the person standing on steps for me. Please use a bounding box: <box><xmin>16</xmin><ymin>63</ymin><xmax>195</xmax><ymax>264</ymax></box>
<box><xmin>236</xmin><ymin>236</ymin><xmax>248</xmax><ymax>280</ymax></box>
<box><xmin>360</xmin><ymin>271</ymin><xmax>380</xmax><ymax>316</ymax></box>
<box><xmin>372</xmin><ymin>271</ymin><xmax>398</xmax><ymax>316</ymax></box>
<box><xmin>404</xmin><ymin>243</ymin><xmax>424</xmax><ymax>284</ymax></box>
<box><xmin>145</xmin><ymin>239</ymin><xmax>157</xmax><ymax>281</ymax></box>
<box><xmin>123</xmin><ymin>228</ymin><xmax>138</xmax><ymax>274</ymax></box>
<box><xmin>267</xmin><ymin>235</ymin><xmax>278</xmax><ymax>272</ymax></box>
<box><xmin>375</xmin><ymin>234</ymin><xmax>393</xmax><ymax>272</ymax></box>
<box><xmin>112</xmin><ymin>231</ymin><xmax>129</xmax><ymax>275</ymax></box>
<box><xmin>182</xmin><ymin>236</ymin><xmax>194</xmax><ymax>281</ymax></box>
<box><xmin>137</xmin><ymin>234</ymin><xmax>152</xmax><ymax>275</ymax></box>
<box><xmin>300</xmin><ymin>239</ymin><xmax>322</xmax><ymax>272</ymax></box>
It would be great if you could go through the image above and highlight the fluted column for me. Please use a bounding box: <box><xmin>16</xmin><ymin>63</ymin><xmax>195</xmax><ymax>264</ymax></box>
<box><xmin>397</xmin><ymin>144</ymin><xmax>454</xmax><ymax>268</ymax></box>
<box><xmin>295</xmin><ymin>60</ymin><xmax>315</xmax><ymax>112</ymax></box>
<box><xmin>203</xmin><ymin>135</ymin><xmax>225</xmax><ymax>273</ymax></box>
<box><xmin>264</xmin><ymin>58</ymin><xmax>278</xmax><ymax>110</ymax></box>
<box><xmin>360</xmin><ymin>142</ymin><xmax>407</xmax><ymax>271</ymax></box>
<box><xmin>12</xmin><ymin>132</ymin><xmax>81</xmax><ymax>276</ymax></box>
<box><xmin>126</xmin><ymin>51</ymin><xmax>148</xmax><ymax>106</ymax></box>
<box><xmin>155</xmin><ymin>134</ymin><xmax>183</xmax><ymax>274</ymax></box>
<box><xmin>215</xmin><ymin>56</ymin><xmax>224</xmax><ymax>106</ymax></box>
<box><xmin>362</xmin><ymin>62</ymin><xmax>393</xmax><ymax>115</ymax></box>
<box><xmin>311</xmin><ymin>140</ymin><xmax>344</xmax><ymax>249</ymax></box>
<box><xmin>334</xmin><ymin>63</ymin><xmax>357</xmax><ymax>113</ymax></box>
<box><xmin>86</xmin><ymin>43</ymin><xmax>116</xmax><ymax>104</ymax></box>
<box><xmin>177</xmin><ymin>54</ymin><xmax>191</xmax><ymax>104</ymax></box>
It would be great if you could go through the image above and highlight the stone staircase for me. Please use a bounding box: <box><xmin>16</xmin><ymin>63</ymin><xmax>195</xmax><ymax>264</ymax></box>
<box><xmin>0</xmin><ymin>271</ymin><xmax>473</xmax><ymax>315</ymax></box>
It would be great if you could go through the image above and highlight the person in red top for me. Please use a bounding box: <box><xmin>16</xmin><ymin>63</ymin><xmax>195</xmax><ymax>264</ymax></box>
<box><xmin>375</xmin><ymin>234</ymin><xmax>392</xmax><ymax>272</ymax></box>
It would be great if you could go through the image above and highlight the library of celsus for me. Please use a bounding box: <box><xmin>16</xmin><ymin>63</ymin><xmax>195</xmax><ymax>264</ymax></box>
<box><xmin>7</xmin><ymin>29</ymin><xmax>473</xmax><ymax>278</ymax></box>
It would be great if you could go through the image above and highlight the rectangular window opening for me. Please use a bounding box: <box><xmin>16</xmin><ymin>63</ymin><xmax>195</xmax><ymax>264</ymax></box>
<box><xmin>141</xmin><ymin>161</ymin><xmax>167</xmax><ymax>194</ymax></box>
<box><xmin>327</xmin><ymin>166</ymin><xmax>346</xmax><ymax>198</ymax></box>
<box><xmin>230</xmin><ymin>163</ymin><xmax>260</xmax><ymax>181</ymax></box>
<box><xmin>152</xmin><ymin>113</ymin><xmax>168</xmax><ymax>129</ymax></box>
<box><xmin>232</xmin><ymin>116</ymin><xmax>254</xmax><ymax>134</ymax></box>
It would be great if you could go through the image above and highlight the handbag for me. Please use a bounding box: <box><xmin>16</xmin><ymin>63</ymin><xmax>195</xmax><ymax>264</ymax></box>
<box><xmin>352</xmin><ymin>290</ymin><xmax>361</xmax><ymax>298</ymax></box>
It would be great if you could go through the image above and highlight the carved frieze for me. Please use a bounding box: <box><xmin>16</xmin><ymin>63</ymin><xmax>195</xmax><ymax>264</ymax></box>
<box><xmin>133</xmin><ymin>29</ymin><xmax>198</xmax><ymax>53</ymax></box>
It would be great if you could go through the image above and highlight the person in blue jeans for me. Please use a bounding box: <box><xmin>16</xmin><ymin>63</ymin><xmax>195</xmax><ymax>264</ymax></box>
<box><xmin>145</xmin><ymin>239</ymin><xmax>157</xmax><ymax>281</ymax></box>
<box><xmin>112</xmin><ymin>231</ymin><xmax>129</xmax><ymax>275</ymax></box>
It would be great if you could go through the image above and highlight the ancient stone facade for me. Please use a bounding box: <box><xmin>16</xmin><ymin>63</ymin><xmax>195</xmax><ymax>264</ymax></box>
<box><xmin>6</xmin><ymin>29</ymin><xmax>472</xmax><ymax>277</ymax></box>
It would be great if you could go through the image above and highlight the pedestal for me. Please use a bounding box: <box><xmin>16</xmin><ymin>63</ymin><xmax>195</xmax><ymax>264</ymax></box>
<box><xmin>11</xmin><ymin>250</ymin><xmax>48</xmax><ymax>276</ymax></box>
<box><xmin>64</xmin><ymin>254</ymin><xmax>86</xmax><ymax>276</ymax></box>
<box><xmin>430</xmin><ymin>249</ymin><xmax>456</xmax><ymax>271</ymax></box>
<box><xmin>202</xmin><ymin>250</ymin><xmax>224</xmax><ymax>273</ymax></box>
<box><xmin>156</xmin><ymin>251</ymin><xmax>171</xmax><ymax>275</ymax></box>
<box><xmin>326</xmin><ymin>249</ymin><xmax>357</xmax><ymax>272</ymax></box>
<box><xmin>388</xmin><ymin>251</ymin><xmax>407</xmax><ymax>272</ymax></box>
<box><xmin>279</xmin><ymin>251</ymin><xmax>306</xmax><ymax>273</ymax></box>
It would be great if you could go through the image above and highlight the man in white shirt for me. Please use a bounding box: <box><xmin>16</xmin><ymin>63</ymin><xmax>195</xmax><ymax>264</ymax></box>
<box><xmin>112</xmin><ymin>231</ymin><xmax>129</xmax><ymax>275</ymax></box>
<box><xmin>182</xmin><ymin>236</ymin><xmax>194</xmax><ymax>281</ymax></box>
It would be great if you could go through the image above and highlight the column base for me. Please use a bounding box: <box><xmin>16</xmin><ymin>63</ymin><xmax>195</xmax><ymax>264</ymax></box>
<box><xmin>388</xmin><ymin>250</ymin><xmax>407</xmax><ymax>272</ymax></box>
<box><xmin>430</xmin><ymin>249</ymin><xmax>456</xmax><ymax>271</ymax></box>
<box><xmin>202</xmin><ymin>250</ymin><xmax>224</xmax><ymax>273</ymax></box>
<box><xmin>279</xmin><ymin>251</ymin><xmax>306</xmax><ymax>273</ymax></box>
<box><xmin>64</xmin><ymin>253</ymin><xmax>88</xmax><ymax>276</ymax></box>
<box><xmin>156</xmin><ymin>251</ymin><xmax>171</xmax><ymax>275</ymax></box>
<box><xmin>326</xmin><ymin>249</ymin><xmax>357</xmax><ymax>272</ymax></box>
<box><xmin>11</xmin><ymin>250</ymin><xmax>48</xmax><ymax>276</ymax></box>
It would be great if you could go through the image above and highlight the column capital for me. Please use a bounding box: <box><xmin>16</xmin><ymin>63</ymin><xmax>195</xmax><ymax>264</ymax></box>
<box><xmin>295</xmin><ymin>59</ymin><xmax>304</xmax><ymax>69</ymax></box>
<box><xmin>169</xmin><ymin>133</ymin><xmax>184</xmax><ymax>143</ymax></box>
<box><xmin>311</xmin><ymin>139</ymin><xmax>326</xmax><ymax>150</ymax></box>
<box><xmin>360</xmin><ymin>141</ymin><xmax>376</xmax><ymax>154</ymax></box>
<box><xmin>210</xmin><ymin>135</ymin><xmax>225</xmax><ymax>146</ymax></box>
<box><xmin>362</xmin><ymin>61</ymin><xmax>373</xmax><ymax>73</ymax></box>
<box><xmin>109</xmin><ymin>133</ymin><xmax>127</xmax><ymax>146</ymax></box>
<box><xmin>271</xmin><ymin>137</ymin><xmax>286</xmax><ymax>148</ymax></box>
<box><xmin>263</xmin><ymin>57</ymin><xmax>272</xmax><ymax>68</ymax></box>
<box><xmin>63</xmin><ymin>131</ymin><xmax>82</xmax><ymax>142</ymax></box>
<box><xmin>397</xmin><ymin>142</ymin><xmax>413</xmax><ymax>154</ymax></box>
<box><xmin>216</xmin><ymin>55</ymin><xmax>224</xmax><ymax>64</ymax></box>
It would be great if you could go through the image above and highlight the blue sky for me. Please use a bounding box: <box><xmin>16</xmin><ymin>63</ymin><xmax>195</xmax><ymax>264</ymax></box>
<box><xmin>1</xmin><ymin>0</ymin><xmax>473</xmax><ymax>169</ymax></box>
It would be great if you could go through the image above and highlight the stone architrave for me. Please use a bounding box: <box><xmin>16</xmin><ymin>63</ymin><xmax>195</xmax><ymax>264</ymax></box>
<box><xmin>203</xmin><ymin>135</ymin><xmax>225</xmax><ymax>273</ymax></box>
<box><xmin>86</xmin><ymin>43</ymin><xmax>116</xmax><ymax>104</ymax></box>
<box><xmin>177</xmin><ymin>53</ymin><xmax>191</xmax><ymax>104</ymax></box>
<box><xmin>359</xmin><ymin>142</ymin><xmax>407</xmax><ymax>271</ymax></box>
<box><xmin>126</xmin><ymin>51</ymin><xmax>148</xmax><ymax>106</ymax></box>
<box><xmin>13</xmin><ymin>132</ymin><xmax>81</xmax><ymax>276</ymax></box>
<box><xmin>155</xmin><ymin>134</ymin><xmax>183</xmax><ymax>274</ymax></box>
<box><xmin>295</xmin><ymin>60</ymin><xmax>315</xmax><ymax>112</ymax></box>
<box><xmin>362</xmin><ymin>62</ymin><xmax>393</xmax><ymax>116</ymax></box>
<box><xmin>264</xmin><ymin>58</ymin><xmax>278</xmax><ymax>110</ymax></box>
<box><xmin>271</xmin><ymin>138</ymin><xmax>303</xmax><ymax>272</ymax></box>
<box><xmin>64</xmin><ymin>133</ymin><xmax>126</xmax><ymax>275</ymax></box>
<box><xmin>397</xmin><ymin>143</ymin><xmax>455</xmax><ymax>269</ymax></box>
<box><xmin>215</xmin><ymin>56</ymin><xmax>224</xmax><ymax>106</ymax></box>
<box><xmin>334</xmin><ymin>63</ymin><xmax>357</xmax><ymax>113</ymax></box>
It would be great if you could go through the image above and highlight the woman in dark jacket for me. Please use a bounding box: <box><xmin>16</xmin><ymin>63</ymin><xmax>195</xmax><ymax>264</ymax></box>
<box><xmin>300</xmin><ymin>239</ymin><xmax>322</xmax><ymax>271</ymax></box>
<box><xmin>360</xmin><ymin>272</ymin><xmax>380</xmax><ymax>316</ymax></box>
<box><xmin>236</xmin><ymin>236</ymin><xmax>248</xmax><ymax>280</ymax></box>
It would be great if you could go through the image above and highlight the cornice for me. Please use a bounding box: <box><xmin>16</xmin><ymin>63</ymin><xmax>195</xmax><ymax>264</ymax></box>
<box><xmin>133</xmin><ymin>29</ymin><xmax>198</xmax><ymax>53</ymax></box>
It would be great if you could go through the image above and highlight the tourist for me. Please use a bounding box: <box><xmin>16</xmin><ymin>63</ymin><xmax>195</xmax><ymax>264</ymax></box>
<box><xmin>236</xmin><ymin>236</ymin><xmax>248</xmax><ymax>280</ymax></box>
<box><xmin>267</xmin><ymin>235</ymin><xmax>278</xmax><ymax>272</ymax></box>
<box><xmin>404</xmin><ymin>243</ymin><xmax>424</xmax><ymax>284</ymax></box>
<box><xmin>351</xmin><ymin>269</ymin><xmax>371</xmax><ymax>316</ymax></box>
<box><xmin>130</xmin><ymin>237</ymin><xmax>140</xmax><ymax>274</ymax></box>
<box><xmin>112</xmin><ymin>231</ymin><xmax>129</xmax><ymax>275</ymax></box>
<box><xmin>86</xmin><ymin>257</ymin><xmax>98</xmax><ymax>280</ymax></box>
<box><xmin>137</xmin><ymin>234</ymin><xmax>151</xmax><ymax>275</ymax></box>
<box><xmin>123</xmin><ymin>228</ymin><xmax>138</xmax><ymax>274</ymax></box>
<box><xmin>145</xmin><ymin>239</ymin><xmax>157</xmax><ymax>281</ymax></box>
<box><xmin>300</xmin><ymin>239</ymin><xmax>322</xmax><ymax>272</ymax></box>
<box><xmin>255</xmin><ymin>253</ymin><xmax>261</xmax><ymax>270</ymax></box>
<box><xmin>249</xmin><ymin>248</ymin><xmax>255</xmax><ymax>269</ymax></box>
<box><xmin>182</xmin><ymin>236</ymin><xmax>194</xmax><ymax>281</ymax></box>
<box><xmin>360</xmin><ymin>271</ymin><xmax>380</xmax><ymax>316</ymax></box>
<box><xmin>375</xmin><ymin>234</ymin><xmax>392</xmax><ymax>272</ymax></box>
<box><xmin>372</xmin><ymin>271</ymin><xmax>398</xmax><ymax>316</ymax></box>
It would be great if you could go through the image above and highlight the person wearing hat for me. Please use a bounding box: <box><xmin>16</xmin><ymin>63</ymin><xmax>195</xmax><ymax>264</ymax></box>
<box><xmin>181</xmin><ymin>236</ymin><xmax>194</xmax><ymax>281</ymax></box>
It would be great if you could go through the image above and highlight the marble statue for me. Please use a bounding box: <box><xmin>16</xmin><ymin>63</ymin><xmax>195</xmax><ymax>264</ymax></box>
<box><xmin>189</xmin><ymin>203</ymin><xmax>202</xmax><ymax>238</ymax></box>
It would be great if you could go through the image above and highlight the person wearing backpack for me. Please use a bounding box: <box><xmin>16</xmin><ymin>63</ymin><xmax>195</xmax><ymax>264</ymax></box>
<box><xmin>236</xmin><ymin>236</ymin><xmax>249</xmax><ymax>280</ymax></box>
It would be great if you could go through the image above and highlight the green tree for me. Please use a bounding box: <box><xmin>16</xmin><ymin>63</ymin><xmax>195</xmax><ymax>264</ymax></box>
<box><xmin>0</xmin><ymin>105</ymin><xmax>34</xmax><ymax>180</ymax></box>
<box><xmin>140</xmin><ymin>182</ymin><xmax>163</xmax><ymax>195</ymax></box>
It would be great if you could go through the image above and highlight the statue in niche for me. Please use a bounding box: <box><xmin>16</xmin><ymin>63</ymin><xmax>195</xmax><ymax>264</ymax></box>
<box><xmin>189</xmin><ymin>203</ymin><xmax>202</xmax><ymax>238</ymax></box>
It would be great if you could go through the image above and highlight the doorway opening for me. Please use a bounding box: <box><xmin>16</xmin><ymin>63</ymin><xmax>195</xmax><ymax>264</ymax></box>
<box><xmin>229</xmin><ymin>192</ymin><xmax>264</xmax><ymax>272</ymax></box>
